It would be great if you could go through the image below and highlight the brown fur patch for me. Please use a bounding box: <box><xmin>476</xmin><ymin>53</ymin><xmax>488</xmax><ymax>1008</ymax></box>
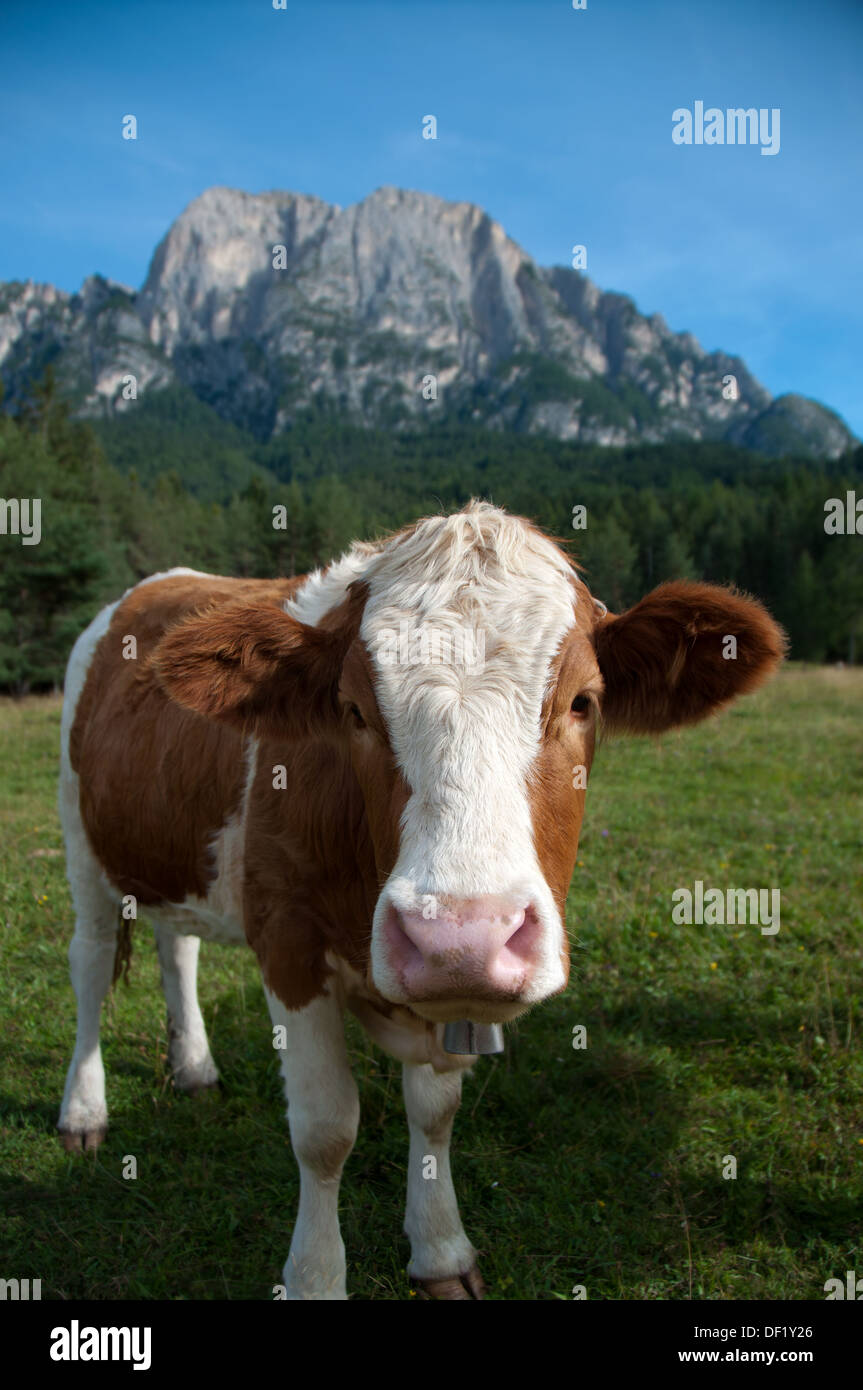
<box><xmin>243</xmin><ymin>634</ymin><xmax>410</xmax><ymax>1011</ymax></box>
<box><xmin>71</xmin><ymin>573</ymin><xmax>304</xmax><ymax>906</ymax></box>
<box><xmin>150</xmin><ymin>582</ymin><xmax>368</xmax><ymax>743</ymax></box>
<box><xmin>594</xmin><ymin>581</ymin><xmax>787</xmax><ymax>734</ymax></box>
<box><xmin>528</xmin><ymin>618</ymin><xmax>602</xmax><ymax>946</ymax></box>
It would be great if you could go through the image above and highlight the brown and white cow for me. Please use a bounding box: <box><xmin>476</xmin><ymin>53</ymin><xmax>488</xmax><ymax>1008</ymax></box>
<box><xmin>57</xmin><ymin>502</ymin><xmax>784</xmax><ymax>1299</ymax></box>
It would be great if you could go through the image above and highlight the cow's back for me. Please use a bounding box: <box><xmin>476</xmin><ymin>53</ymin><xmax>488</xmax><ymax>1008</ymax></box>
<box><xmin>68</xmin><ymin>570</ymin><xmax>302</xmax><ymax>907</ymax></box>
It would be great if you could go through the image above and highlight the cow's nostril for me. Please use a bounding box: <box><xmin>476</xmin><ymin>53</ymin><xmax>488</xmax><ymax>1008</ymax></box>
<box><xmin>384</xmin><ymin>907</ymin><xmax>426</xmax><ymax>975</ymax></box>
<box><xmin>500</xmin><ymin>906</ymin><xmax>538</xmax><ymax>962</ymax></box>
<box><xmin>381</xmin><ymin>898</ymin><xmax>541</xmax><ymax>1001</ymax></box>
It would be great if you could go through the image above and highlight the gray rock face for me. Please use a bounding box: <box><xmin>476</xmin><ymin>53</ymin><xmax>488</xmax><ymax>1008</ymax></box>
<box><xmin>0</xmin><ymin>185</ymin><xmax>856</xmax><ymax>457</ymax></box>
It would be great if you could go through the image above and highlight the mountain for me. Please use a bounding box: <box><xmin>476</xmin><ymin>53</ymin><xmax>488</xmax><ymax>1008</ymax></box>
<box><xmin>0</xmin><ymin>185</ymin><xmax>856</xmax><ymax>459</ymax></box>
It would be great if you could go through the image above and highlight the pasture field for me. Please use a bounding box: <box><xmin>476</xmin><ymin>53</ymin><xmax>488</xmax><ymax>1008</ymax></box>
<box><xmin>0</xmin><ymin>667</ymin><xmax>861</xmax><ymax>1301</ymax></box>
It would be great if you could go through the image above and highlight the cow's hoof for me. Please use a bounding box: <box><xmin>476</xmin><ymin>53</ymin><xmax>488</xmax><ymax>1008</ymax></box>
<box><xmin>171</xmin><ymin>1056</ymin><xmax>221</xmax><ymax>1096</ymax></box>
<box><xmin>412</xmin><ymin>1264</ymin><xmax>486</xmax><ymax>1300</ymax></box>
<box><xmin>182</xmin><ymin>1079</ymin><xmax>222</xmax><ymax>1099</ymax></box>
<box><xmin>59</xmin><ymin>1126</ymin><xmax>106</xmax><ymax>1154</ymax></box>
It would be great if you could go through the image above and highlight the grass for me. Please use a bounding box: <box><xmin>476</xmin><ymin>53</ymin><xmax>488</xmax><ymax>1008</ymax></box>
<box><xmin>0</xmin><ymin>666</ymin><xmax>861</xmax><ymax>1301</ymax></box>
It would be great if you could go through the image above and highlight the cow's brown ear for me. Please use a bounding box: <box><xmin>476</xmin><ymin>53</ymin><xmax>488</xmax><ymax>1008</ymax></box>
<box><xmin>593</xmin><ymin>581</ymin><xmax>786</xmax><ymax>735</ymax></box>
<box><xmin>151</xmin><ymin>597</ymin><xmax>359</xmax><ymax>741</ymax></box>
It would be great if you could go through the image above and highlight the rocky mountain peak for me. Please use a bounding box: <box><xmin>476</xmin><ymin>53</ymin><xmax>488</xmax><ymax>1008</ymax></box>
<box><xmin>0</xmin><ymin>185</ymin><xmax>856</xmax><ymax>458</ymax></box>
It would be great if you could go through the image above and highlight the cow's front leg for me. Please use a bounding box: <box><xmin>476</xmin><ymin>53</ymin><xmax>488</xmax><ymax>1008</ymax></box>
<box><xmin>402</xmin><ymin>1060</ymin><xmax>485</xmax><ymax>1300</ymax></box>
<box><xmin>265</xmin><ymin>988</ymin><xmax>360</xmax><ymax>1300</ymax></box>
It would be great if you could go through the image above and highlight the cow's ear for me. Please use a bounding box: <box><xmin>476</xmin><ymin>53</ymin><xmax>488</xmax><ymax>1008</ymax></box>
<box><xmin>593</xmin><ymin>581</ymin><xmax>786</xmax><ymax>735</ymax></box>
<box><xmin>151</xmin><ymin>598</ymin><xmax>358</xmax><ymax>741</ymax></box>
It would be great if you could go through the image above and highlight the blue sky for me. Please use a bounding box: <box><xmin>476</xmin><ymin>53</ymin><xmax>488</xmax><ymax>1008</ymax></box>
<box><xmin>1</xmin><ymin>0</ymin><xmax>860</xmax><ymax>433</ymax></box>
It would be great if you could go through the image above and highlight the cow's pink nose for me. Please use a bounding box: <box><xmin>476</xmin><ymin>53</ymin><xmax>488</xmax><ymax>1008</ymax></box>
<box><xmin>382</xmin><ymin>897</ymin><xmax>541</xmax><ymax>1000</ymax></box>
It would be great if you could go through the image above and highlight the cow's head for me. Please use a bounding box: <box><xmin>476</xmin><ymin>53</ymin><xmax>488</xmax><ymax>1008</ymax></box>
<box><xmin>153</xmin><ymin>504</ymin><xmax>785</xmax><ymax>1025</ymax></box>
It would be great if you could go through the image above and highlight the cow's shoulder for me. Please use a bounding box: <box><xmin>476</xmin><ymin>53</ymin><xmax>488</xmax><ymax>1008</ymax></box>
<box><xmin>71</xmin><ymin>570</ymin><xmax>304</xmax><ymax>760</ymax></box>
<box><xmin>113</xmin><ymin>568</ymin><xmax>307</xmax><ymax>644</ymax></box>
<box><xmin>68</xmin><ymin>571</ymin><xmax>303</xmax><ymax>905</ymax></box>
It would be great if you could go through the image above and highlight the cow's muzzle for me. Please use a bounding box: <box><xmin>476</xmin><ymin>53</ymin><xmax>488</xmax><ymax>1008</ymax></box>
<box><xmin>381</xmin><ymin>896</ymin><xmax>542</xmax><ymax>1014</ymax></box>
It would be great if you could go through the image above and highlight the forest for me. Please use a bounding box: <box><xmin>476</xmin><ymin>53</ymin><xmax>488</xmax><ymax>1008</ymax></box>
<box><xmin>1</xmin><ymin>372</ymin><xmax>862</xmax><ymax>691</ymax></box>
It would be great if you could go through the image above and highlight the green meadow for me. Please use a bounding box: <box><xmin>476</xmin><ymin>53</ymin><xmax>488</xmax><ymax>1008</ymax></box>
<box><xmin>1</xmin><ymin>667</ymin><xmax>860</xmax><ymax>1300</ymax></box>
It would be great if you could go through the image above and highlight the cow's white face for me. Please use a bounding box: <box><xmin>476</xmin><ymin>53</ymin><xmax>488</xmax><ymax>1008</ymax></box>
<box><xmin>154</xmin><ymin>502</ymin><xmax>786</xmax><ymax>1028</ymax></box>
<box><xmin>342</xmin><ymin>511</ymin><xmax>601</xmax><ymax>1023</ymax></box>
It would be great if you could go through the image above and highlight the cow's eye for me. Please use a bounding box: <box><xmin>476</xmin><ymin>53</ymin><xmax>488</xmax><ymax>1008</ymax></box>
<box><xmin>348</xmin><ymin>703</ymin><xmax>366</xmax><ymax>729</ymax></box>
<box><xmin>571</xmin><ymin>694</ymin><xmax>591</xmax><ymax>717</ymax></box>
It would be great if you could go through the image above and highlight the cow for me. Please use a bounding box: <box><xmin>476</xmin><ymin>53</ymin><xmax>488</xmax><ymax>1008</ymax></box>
<box><xmin>57</xmin><ymin>501</ymin><xmax>784</xmax><ymax>1299</ymax></box>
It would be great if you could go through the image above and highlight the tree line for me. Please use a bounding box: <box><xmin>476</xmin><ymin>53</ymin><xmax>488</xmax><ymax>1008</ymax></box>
<box><xmin>1</xmin><ymin>376</ymin><xmax>861</xmax><ymax>692</ymax></box>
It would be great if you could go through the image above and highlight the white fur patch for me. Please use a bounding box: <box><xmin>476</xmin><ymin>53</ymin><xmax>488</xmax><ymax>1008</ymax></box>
<box><xmin>361</xmin><ymin>506</ymin><xmax>578</xmax><ymax>1003</ymax></box>
<box><xmin>284</xmin><ymin>545</ymin><xmax>379</xmax><ymax>626</ymax></box>
<box><xmin>59</xmin><ymin>595</ymin><xmax>124</xmax><ymax>906</ymax></box>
